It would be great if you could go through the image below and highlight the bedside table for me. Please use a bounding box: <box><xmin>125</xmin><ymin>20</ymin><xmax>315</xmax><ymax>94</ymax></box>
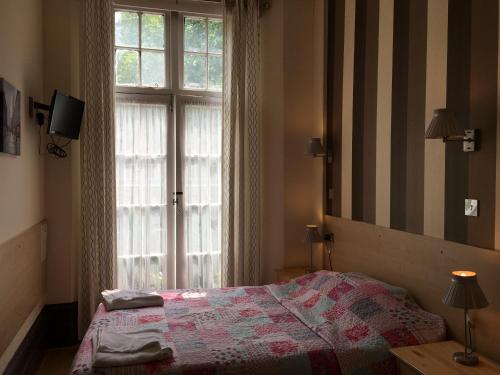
<box><xmin>390</xmin><ymin>341</ymin><xmax>500</xmax><ymax>375</ymax></box>
<box><xmin>275</xmin><ymin>267</ymin><xmax>309</xmax><ymax>282</ymax></box>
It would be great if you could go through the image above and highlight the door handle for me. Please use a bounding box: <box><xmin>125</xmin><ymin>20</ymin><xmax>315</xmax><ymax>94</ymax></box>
<box><xmin>172</xmin><ymin>191</ymin><xmax>183</xmax><ymax>205</ymax></box>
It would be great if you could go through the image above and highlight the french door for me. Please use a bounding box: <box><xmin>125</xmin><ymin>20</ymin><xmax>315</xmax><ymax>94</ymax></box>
<box><xmin>113</xmin><ymin>4</ymin><xmax>223</xmax><ymax>290</ymax></box>
<box><xmin>115</xmin><ymin>94</ymin><xmax>221</xmax><ymax>291</ymax></box>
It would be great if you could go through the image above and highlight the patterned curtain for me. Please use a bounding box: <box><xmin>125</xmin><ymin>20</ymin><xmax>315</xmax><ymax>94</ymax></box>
<box><xmin>78</xmin><ymin>0</ymin><xmax>116</xmax><ymax>336</ymax></box>
<box><xmin>222</xmin><ymin>0</ymin><xmax>261</xmax><ymax>286</ymax></box>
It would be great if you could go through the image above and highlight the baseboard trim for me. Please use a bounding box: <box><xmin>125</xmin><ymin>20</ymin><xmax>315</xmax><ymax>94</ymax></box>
<box><xmin>2</xmin><ymin>301</ymin><xmax>79</xmax><ymax>375</ymax></box>
<box><xmin>0</xmin><ymin>302</ymin><xmax>44</xmax><ymax>373</ymax></box>
<box><xmin>2</xmin><ymin>302</ymin><xmax>45</xmax><ymax>375</ymax></box>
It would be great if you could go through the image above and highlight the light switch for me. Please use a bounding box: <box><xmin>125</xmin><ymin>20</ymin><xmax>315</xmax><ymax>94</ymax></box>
<box><xmin>465</xmin><ymin>199</ymin><xmax>478</xmax><ymax>217</ymax></box>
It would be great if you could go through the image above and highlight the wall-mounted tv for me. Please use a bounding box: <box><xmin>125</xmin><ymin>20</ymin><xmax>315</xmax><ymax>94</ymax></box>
<box><xmin>47</xmin><ymin>90</ymin><xmax>85</xmax><ymax>140</ymax></box>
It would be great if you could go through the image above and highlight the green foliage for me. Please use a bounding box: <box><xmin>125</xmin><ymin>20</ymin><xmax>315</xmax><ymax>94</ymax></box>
<box><xmin>142</xmin><ymin>51</ymin><xmax>165</xmax><ymax>87</ymax></box>
<box><xmin>184</xmin><ymin>54</ymin><xmax>206</xmax><ymax>89</ymax></box>
<box><xmin>116</xmin><ymin>49</ymin><xmax>139</xmax><ymax>86</ymax></box>
<box><xmin>208</xmin><ymin>20</ymin><xmax>223</xmax><ymax>53</ymax></box>
<box><xmin>142</xmin><ymin>14</ymin><xmax>164</xmax><ymax>49</ymax></box>
<box><xmin>115</xmin><ymin>11</ymin><xmax>139</xmax><ymax>47</ymax></box>
<box><xmin>185</xmin><ymin>17</ymin><xmax>207</xmax><ymax>52</ymax></box>
<box><xmin>208</xmin><ymin>56</ymin><xmax>222</xmax><ymax>90</ymax></box>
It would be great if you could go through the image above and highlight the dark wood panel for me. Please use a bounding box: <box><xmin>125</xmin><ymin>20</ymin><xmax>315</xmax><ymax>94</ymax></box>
<box><xmin>467</xmin><ymin>0</ymin><xmax>498</xmax><ymax>249</ymax></box>
<box><xmin>445</xmin><ymin>0</ymin><xmax>471</xmax><ymax>244</ymax></box>
<box><xmin>352</xmin><ymin>0</ymin><xmax>378</xmax><ymax>223</ymax></box>
<box><xmin>326</xmin><ymin>0</ymin><xmax>345</xmax><ymax>217</ymax></box>
<box><xmin>390</xmin><ymin>0</ymin><xmax>409</xmax><ymax>231</ymax></box>
<box><xmin>352</xmin><ymin>0</ymin><xmax>367</xmax><ymax>221</ymax></box>
<box><xmin>361</xmin><ymin>0</ymin><xmax>379</xmax><ymax>224</ymax></box>
<box><xmin>405</xmin><ymin>0</ymin><xmax>427</xmax><ymax>234</ymax></box>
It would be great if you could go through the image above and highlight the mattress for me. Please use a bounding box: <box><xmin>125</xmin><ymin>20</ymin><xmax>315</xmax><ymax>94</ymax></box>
<box><xmin>71</xmin><ymin>271</ymin><xmax>445</xmax><ymax>375</ymax></box>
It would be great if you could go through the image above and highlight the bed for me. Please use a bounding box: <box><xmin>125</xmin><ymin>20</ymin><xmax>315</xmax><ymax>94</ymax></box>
<box><xmin>71</xmin><ymin>271</ymin><xmax>446</xmax><ymax>375</ymax></box>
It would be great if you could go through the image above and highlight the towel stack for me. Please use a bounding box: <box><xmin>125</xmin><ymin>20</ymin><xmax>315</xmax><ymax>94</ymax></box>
<box><xmin>101</xmin><ymin>289</ymin><xmax>164</xmax><ymax>311</ymax></box>
<box><xmin>92</xmin><ymin>327</ymin><xmax>173</xmax><ymax>367</ymax></box>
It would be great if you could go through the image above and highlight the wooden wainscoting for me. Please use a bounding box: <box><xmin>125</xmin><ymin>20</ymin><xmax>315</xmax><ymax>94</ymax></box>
<box><xmin>324</xmin><ymin>216</ymin><xmax>500</xmax><ymax>363</ymax></box>
<box><xmin>0</xmin><ymin>222</ymin><xmax>46</xmax><ymax>372</ymax></box>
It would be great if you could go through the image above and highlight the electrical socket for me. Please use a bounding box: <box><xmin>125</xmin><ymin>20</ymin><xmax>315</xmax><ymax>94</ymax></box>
<box><xmin>324</xmin><ymin>232</ymin><xmax>334</xmax><ymax>242</ymax></box>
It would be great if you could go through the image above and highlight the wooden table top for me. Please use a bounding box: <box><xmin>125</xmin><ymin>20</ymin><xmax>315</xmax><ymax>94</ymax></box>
<box><xmin>390</xmin><ymin>341</ymin><xmax>500</xmax><ymax>375</ymax></box>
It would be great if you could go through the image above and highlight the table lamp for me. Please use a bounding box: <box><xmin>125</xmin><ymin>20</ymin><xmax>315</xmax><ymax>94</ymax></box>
<box><xmin>304</xmin><ymin>225</ymin><xmax>322</xmax><ymax>272</ymax></box>
<box><xmin>442</xmin><ymin>271</ymin><xmax>488</xmax><ymax>366</ymax></box>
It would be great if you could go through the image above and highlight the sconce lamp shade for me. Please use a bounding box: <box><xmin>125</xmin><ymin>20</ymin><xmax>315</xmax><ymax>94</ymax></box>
<box><xmin>306</xmin><ymin>138</ymin><xmax>326</xmax><ymax>157</ymax></box>
<box><xmin>304</xmin><ymin>225</ymin><xmax>322</xmax><ymax>244</ymax></box>
<box><xmin>425</xmin><ymin>108</ymin><xmax>462</xmax><ymax>141</ymax></box>
<box><xmin>442</xmin><ymin>271</ymin><xmax>488</xmax><ymax>310</ymax></box>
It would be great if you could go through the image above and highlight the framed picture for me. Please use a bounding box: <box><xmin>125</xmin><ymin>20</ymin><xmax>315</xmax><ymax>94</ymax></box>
<box><xmin>0</xmin><ymin>78</ymin><xmax>21</xmax><ymax>155</ymax></box>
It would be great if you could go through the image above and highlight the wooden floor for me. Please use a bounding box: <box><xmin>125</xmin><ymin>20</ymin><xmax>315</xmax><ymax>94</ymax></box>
<box><xmin>37</xmin><ymin>346</ymin><xmax>78</xmax><ymax>375</ymax></box>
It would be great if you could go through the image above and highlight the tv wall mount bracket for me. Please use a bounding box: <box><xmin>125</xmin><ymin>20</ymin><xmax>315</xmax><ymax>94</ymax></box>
<box><xmin>28</xmin><ymin>96</ymin><xmax>50</xmax><ymax>126</ymax></box>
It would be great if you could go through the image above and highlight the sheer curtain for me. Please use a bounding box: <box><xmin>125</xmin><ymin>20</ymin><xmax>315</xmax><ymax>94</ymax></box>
<box><xmin>180</xmin><ymin>101</ymin><xmax>222</xmax><ymax>288</ymax></box>
<box><xmin>115</xmin><ymin>97</ymin><xmax>169</xmax><ymax>290</ymax></box>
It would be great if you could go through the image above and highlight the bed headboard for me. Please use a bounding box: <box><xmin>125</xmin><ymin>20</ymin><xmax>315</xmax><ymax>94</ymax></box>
<box><xmin>324</xmin><ymin>216</ymin><xmax>500</xmax><ymax>363</ymax></box>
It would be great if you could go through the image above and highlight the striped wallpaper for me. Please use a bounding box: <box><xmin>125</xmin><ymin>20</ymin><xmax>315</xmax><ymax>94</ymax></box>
<box><xmin>326</xmin><ymin>0</ymin><xmax>499</xmax><ymax>249</ymax></box>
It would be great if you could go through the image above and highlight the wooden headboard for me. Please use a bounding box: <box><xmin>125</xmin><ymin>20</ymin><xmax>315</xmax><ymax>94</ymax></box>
<box><xmin>324</xmin><ymin>216</ymin><xmax>500</xmax><ymax>363</ymax></box>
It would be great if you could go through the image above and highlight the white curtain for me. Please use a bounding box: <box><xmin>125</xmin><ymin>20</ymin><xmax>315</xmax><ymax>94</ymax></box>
<box><xmin>115</xmin><ymin>98</ymin><xmax>168</xmax><ymax>291</ymax></box>
<box><xmin>79</xmin><ymin>0</ymin><xmax>116</xmax><ymax>336</ymax></box>
<box><xmin>222</xmin><ymin>0</ymin><xmax>261</xmax><ymax>286</ymax></box>
<box><xmin>180</xmin><ymin>101</ymin><xmax>222</xmax><ymax>289</ymax></box>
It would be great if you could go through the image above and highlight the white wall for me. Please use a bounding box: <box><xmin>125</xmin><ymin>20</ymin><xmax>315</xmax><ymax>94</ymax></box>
<box><xmin>0</xmin><ymin>0</ymin><xmax>45</xmax><ymax>245</ymax></box>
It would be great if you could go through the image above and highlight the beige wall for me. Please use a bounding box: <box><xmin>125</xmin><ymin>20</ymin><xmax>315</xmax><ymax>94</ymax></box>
<box><xmin>0</xmin><ymin>0</ymin><xmax>45</xmax><ymax>245</ymax></box>
<box><xmin>43</xmin><ymin>0</ymin><xmax>80</xmax><ymax>304</ymax></box>
<box><xmin>0</xmin><ymin>0</ymin><xmax>46</xmax><ymax>366</ymax></box>
<box><xmin>261</xmin><ymin>0</ymin><xmax>325</xmax><ymax>283</ymax></box>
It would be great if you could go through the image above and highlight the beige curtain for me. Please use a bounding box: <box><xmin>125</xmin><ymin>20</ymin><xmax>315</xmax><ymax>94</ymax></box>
<box><xmin>221</xmin><ymin>0</ymin><xmax>261</xmax><ymax>286</ymax></box>
<box><xmin>78</xmin><ymin>0</ymin><xmax>116</xmax><ymax>336</ymax></box>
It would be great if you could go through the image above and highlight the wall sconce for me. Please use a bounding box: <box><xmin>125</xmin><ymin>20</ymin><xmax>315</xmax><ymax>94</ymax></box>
<box><xmin>425</xmin><ymin>108</ymin><xmax>477</xmax><ymax>152</ymax></box>
<box><xmin>306</xmin><ymin>138</ymin><xmax>332</xmax><ymax>162</ymax></box>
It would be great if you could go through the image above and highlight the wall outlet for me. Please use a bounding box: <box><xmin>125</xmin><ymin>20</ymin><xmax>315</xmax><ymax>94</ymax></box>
<box><xmin>40</xmin><ymin>222</ymin><xmax>48</xmax><ymax>262</ymax></box>
<box><xmin>465</xmin><ymin>199</ymin><xmax>478</xmax><ymax>217</ymax></box>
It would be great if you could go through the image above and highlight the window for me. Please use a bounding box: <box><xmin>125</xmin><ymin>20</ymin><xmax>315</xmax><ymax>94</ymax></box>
<box><xmin>115</xmin><ymin>11</ymin><xmax>166</xmax><ymax>87</ymax></box>
<box><xmin>114</xmin><ymin>5</ymin><xmax>222</xmax><ymax>290</ymax></box>
<box><xmin>183</xmin><ymin>17</ymin><xmax>223</xmax><ymax>90</ymax></box>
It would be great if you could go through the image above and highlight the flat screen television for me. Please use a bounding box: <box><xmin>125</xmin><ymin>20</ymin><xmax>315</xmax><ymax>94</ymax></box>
<box><xmin>47</xmin><ymin>90</ymin><xmax>85</xmax><ymax>140</ymax></box>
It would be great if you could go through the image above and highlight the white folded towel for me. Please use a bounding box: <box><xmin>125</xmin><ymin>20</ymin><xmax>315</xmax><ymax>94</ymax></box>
<box><xmin>101</xmin><ymin>289</ymin><xmax>164</xmax><ymax>311</ymax></box>
<box><xmin>92</xmin><ymin>327</ymin><xmax>173</xmax><ymax>368</ymax></box>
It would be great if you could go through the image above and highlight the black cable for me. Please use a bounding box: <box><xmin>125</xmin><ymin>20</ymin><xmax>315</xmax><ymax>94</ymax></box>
<box><xmin>325</xmin><ymin>238</ymin><xmax>334</xmax><ymax>271</ymax></box>
<box><xmin>38</xmin><ymin>125</ymin><xmax>43</xmax><ymax>155</ymax></box>
<box><xmin>46</xmin><ymin>135</ymin><xmax>71</xmax><ymax>158</ymax></box>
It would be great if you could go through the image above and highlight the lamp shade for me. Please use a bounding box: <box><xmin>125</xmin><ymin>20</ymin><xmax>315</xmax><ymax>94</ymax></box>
<box><xmin>442</xmin><ymin>271</ymin><xmax>488</xmax><ymax>310</ymax></box>
<box><xmin>304</xmin><ymin>225</ymin><xmax>322</xmax><ymax>244</ymax></box>
<box><xmin>425</xmin><ymin>108</ymin><xmax>462</xmax><ymax>140</ymax></box>
<box><xmin>306</xmin><ymin>138</ymin><xmax>326</xmax><ymax>156</ymax></box>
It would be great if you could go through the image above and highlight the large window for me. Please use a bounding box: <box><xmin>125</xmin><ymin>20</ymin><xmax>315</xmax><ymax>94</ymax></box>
<box><xmin>114</xmin><ymin>5</ymin><xmax>222</xmax><ymax>290</ymax></box>
<box><xmin>183</xmin><ymin>17</ymin><xmax>223</xmax><ymax>90</ymax></box>
<box><xmin>115</xmin><ymin>11</ymin><xmax>167</xmax><ymax>87</ymax></box>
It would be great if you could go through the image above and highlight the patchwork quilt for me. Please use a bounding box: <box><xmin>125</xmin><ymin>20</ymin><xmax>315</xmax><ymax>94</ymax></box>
<box><xmin>71</xmin><ymin>271</ymin><xmax>445</xmax><ymax>375</ymax></box>
<box><xmin>71</xmin><ymin>286</ymin><xmax>339</xmax><ymax>375</ymax></box>
<box><xmin>266</xmin><ymin>271</ymin><xmax>446</xmax><ymax>374</ymax></box>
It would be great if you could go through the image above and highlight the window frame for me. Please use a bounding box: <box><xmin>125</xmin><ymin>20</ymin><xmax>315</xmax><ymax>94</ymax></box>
<box><xmin>179</xmin><ymin>14</ymin><xmax>223</xmax><ymax>92</ymax></box>
<box><xmin>114</xmin><ymin>9</ymin><xmax>170</xmax><ymax>89</ymax></box>
<box><xmin>114</xmin><ymin>4</ymin><xmax>223</xmax><ymax>100</ymax></box>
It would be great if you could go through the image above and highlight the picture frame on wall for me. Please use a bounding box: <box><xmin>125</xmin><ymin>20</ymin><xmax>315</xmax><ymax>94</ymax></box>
<box><xmin>0</xmin><ymin>78</ymin><xmax>21</xmax><ymax>156</ymax></box>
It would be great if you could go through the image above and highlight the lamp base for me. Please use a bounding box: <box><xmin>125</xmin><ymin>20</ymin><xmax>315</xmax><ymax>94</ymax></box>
<box><xmin>453</xmin><ymin>352</ymin><xmax>479</xmax><ymax>366</ymax></box>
